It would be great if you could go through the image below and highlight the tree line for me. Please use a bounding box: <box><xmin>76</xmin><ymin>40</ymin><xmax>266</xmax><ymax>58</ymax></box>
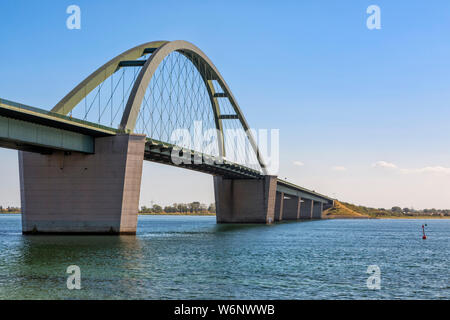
<box><xmin>0</xmin><ymin>206</ymin><xmax>21</xmax><ymax>213</ymax></box>
<box><xmin>342</xmin><ymin>202</ymin><xmax>450</xmax><ymax>217</ymax></box>
<box><xmin>0</xmin><ymin>203</ymin><xmax>215</xmax><ymax>214</ymax></box>
<box><xmin>389</xmin><ymin>206</ymin><xmax>450</xmax><ymax>217</ymax></box>
<box><xmin>140</xmin><ymin>202</ymin><xmax>216</xmax><ymax>214</ymax></box>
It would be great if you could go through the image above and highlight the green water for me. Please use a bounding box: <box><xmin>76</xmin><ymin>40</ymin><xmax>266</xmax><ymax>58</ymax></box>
<box><xmin>0</xmin><ymin>215</ymin><xmax>448</xmax><ymax>299</ymax></box>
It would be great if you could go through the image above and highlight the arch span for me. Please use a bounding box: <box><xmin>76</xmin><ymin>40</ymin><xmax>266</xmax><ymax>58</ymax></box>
<box><xmin>52</xmin><ymin>40</ymin><xmax>267</xmax><ymax>173</ymax></box>
<box><xmin>52</xmin><ymin>41</ymin><xmax>166</xmax><ymax>115</ymax></box>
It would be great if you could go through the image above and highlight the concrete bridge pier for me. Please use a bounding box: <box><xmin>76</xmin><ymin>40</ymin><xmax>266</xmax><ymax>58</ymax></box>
<box><xmin>274</xmin><ymin>191</ymin><xmax>284</xmax><ymax>221</ymax></box>
<box><xmin>282</xmin><ymin>196</ymin><xmax>301</xmax><ymax>220</ymax></box>
<box><xmin>19</xmin><ymin>134</ymin><xmax>146</xmax><ymax>235</ymax></box>
<box><xmin>214</xmin><ymin>175</ymin><xmax>278</xmax><ymax>224</ymax></box>
<box><xmin>300</xmin><ymin>198</ymin><xmax>313</xmax><ymax>219</ymax></box>
<box><xmin>312</xmin><ymin>201</ymin><xmax>323</xmax><ymax>219</ymax></box>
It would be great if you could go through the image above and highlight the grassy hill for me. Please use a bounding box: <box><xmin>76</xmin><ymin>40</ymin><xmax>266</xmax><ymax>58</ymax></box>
<box><xmin>323</xmin><ymin>201</ymin><xmax>370</xmax><ymax>218</ymax></box>
<box><xmin>324</xmin><ymin>200</ymin><xmax>450</xmax><ymax>218</ymax></box>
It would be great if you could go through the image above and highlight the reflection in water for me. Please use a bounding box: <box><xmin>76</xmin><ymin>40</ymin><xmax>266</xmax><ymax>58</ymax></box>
<box><xmin>212</xmin><ymin>223</ymin><xmax>273</xmax><ymax>233</ymax></box>
<box><xmin>2</xmin><ymin>234</ymin><xmax>146</xmax><ymax>299</ymax></box>
<box><xmin>0</xmin><ymin>214</ymin><xmax>449</xmax><ymax>299</ymax></box>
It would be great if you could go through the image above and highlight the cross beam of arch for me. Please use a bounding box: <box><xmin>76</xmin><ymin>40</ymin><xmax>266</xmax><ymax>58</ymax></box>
<box><xmin>51</xmin><ymin>40</ymin><xmax>267</xmax><ymax>173</ymax></box>
<box><xmin>52</xmin><ymin>41</ymin><xmax>166</xmax><ymax>115</ymax></box>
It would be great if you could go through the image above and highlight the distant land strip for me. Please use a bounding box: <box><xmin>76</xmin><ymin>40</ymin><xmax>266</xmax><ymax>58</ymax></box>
<box><xmin>2</xmin><ymin>201</ymin><xmax>450</xmax><ymax>218</ymax></box>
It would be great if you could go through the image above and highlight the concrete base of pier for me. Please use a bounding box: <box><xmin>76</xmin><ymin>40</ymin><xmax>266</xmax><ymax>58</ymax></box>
<box><xmin>19</xmin><ymin>134</ymin><xmax>146</xmax><ymax>235</ymax></box>
<box><xmin>282</xmin><ymin>196</ymin><xmax>301</xmax><ymax>220</ymax></box>
<box><xmin>274</xmin><ymin>192</ymin><xmax>284</xmax><ymax>221</ymax></box>
<box><xmin>300</xmin><ymin>198</ymin><xmax>313</xmax><ymax>219</ymax></box>
<box><xmin>214</xmin><ymin>175</ymin><xmax>278</xmax><ymax>224</ymax></box>
<box><xmin>312</xmin><ymin>201</ymin><xmax>323</xmax><ymax>219</ymax></box>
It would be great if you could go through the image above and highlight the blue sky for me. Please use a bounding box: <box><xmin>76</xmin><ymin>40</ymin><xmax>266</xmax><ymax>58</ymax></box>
<box><xmin>1</xmin><ymin>0</ymin><xmax>450</xmax><ymax>209</ymax></box>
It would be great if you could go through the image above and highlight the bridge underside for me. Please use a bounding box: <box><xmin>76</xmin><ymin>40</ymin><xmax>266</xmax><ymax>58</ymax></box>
<box><xmin>0</xmin><ymin>114</ymin><xmax>95</xmax><ymax>154</ymax></box>
<box><xmin>0</xmin><ymin>98</ymin><xmax>115</xmax><ymax>154</ymax></box>
<box><xmin>144</xmin><ymin>139</ymin><xmax>262</xmax><ymax>179</ymax></box>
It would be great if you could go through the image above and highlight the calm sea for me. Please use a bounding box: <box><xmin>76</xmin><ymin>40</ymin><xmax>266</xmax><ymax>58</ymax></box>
<box><xmin>0</xmin><ymin>215</ymin><xmax>448</xmax><ymax>299</ymax></box>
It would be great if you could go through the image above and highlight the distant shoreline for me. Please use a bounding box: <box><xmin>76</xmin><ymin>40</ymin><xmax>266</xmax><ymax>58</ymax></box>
<box><xmin>139</xmin><ymin>212</ymin><xmax>215</xmax><ymax>216</ymax></box>
<box><xmin>374</xmin><ymin>216</ymin><xmax>450</xmax><ymax>219</ymax></box>
<box><xmin>325</xmin><ymin>215</ymin><xmax>450</xmax><ymax>220</ymax></box>
<box><xmin>323</xmin><ymin>200</ymin><xmax>450</xmax><ymax>220</ymax></box>
<box><xmin>1</xmin><ymin>212</ymin><xmax>449</xmax><ymax>220</ymax></box>
<box><xmin>0</xmin><ymin>212</ymin><xmax>216</xmax><ymax>216</ymax></box>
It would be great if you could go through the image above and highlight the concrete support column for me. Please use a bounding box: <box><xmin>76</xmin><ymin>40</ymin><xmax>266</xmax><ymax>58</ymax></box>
<box><xmin>214</xmin><ymin>175</ymin><xmax>278</xmax><ymax>224</ymax></box>
<box><xmin>283</xmin><ymin>196</ymin><xmax>301</xmax><ymax>220</ymax></box>
<box><xmin>300</xmin><ymin>198</ymin><xmax>313</xmax><ymax>219</ymax></box>
<box><xmin>19</xmin><ymin>134</ymin><xmax>146</xmax><ymax>235</ymax></box>
<box><xmin>312</xmin><ymin>201</ymin><xmax>323</xmax><ymax>219</ymax></box>
<box><xmin>274</xmin><ymin>192</ymin><xmax>284</xmax><ymax>221</ymax></box>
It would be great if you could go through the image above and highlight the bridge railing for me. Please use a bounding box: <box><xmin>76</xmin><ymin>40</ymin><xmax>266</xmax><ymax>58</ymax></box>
<box><xmin>145</xmin><ymin>137</ymin><xmax>263</xmax><ymax>178</ymax></box>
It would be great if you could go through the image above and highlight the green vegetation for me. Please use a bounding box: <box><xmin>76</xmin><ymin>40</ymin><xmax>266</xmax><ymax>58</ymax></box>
<box><xmin>140</xmin><ymin>202</ymin><xmax>216</xmax><ymax>216</ymax></box>
<box><xmin>0</xmin><ymin>203</ymin><xmax>215</xmax><ymax>216</ymax></box>
<box><xmin>325</xmin><ymin>201</ymin><xmax>450</xmax><ymax>218</ymax></box>
<box><xmin>324</xmin><ymin>201</ymin><xmax>368</xmax><ymax>217</ymax></box>
<box><xmin>3</xmin><ymin>201</ymin><xmax>449</xmax><ymax>218</ymax></box>
<box><xmin>0</xmin><ymin>206</ymin><xmax>21</xmax><ymax>214</ymax></box>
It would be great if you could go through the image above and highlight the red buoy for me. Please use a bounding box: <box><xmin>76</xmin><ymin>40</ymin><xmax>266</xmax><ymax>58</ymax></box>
<box><xmin>422</xmin><ymin>224</ymin><xmax>427</xmax><ymax>240</ymax></box>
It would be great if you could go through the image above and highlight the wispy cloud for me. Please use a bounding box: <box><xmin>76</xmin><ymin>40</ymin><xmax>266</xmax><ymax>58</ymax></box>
<box><xmin>332</xmin><ymin>166</ymin><xmax>347</xmax><ymax>172</ymax></box>
<box><xmin>373</xmin><ymin>161</ymin><xmax>450</xmax><ymax>175</ymax></box>
<box><xmin>400</xmin><ymin>166</ymin><xmax>450</xmax><ymax>175</ymax></box>
<box><xmin>293</xmin><ymin>161</ymin><xmax>304</xmax><ymax>167</ymax></box>
<box><xmin>372</xmin><ymin>161</ymin><xmax>397</xmax><ymax>169</ymax></box>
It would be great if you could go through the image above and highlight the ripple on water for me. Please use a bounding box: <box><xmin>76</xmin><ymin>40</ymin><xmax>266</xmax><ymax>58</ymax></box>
<box><xmin>0</xmin><ymin>215</ymin><xmax>448</xmax><ymax>299</ymax></box>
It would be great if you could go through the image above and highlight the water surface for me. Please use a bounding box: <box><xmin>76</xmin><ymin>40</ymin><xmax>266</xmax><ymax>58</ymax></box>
<box><xmin>0</xmin><ymin>215</ymin><xmax>448</xmax><ymax>299</ymax></box>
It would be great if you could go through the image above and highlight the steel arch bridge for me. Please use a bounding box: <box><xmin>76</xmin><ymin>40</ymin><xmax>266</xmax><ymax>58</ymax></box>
<box><xmin>0</xmin><ymin>40</ymin><xmax>333</xmax><ymax>234</ymax></box>
<box><xmin>52</xmin><ymin>40</ymin><xmax>266</xmax><ymax>178</ymax></box>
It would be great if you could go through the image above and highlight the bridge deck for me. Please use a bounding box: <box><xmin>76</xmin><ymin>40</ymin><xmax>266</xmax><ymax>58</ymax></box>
<box><xmin>0</xmin><ymin>98</ymin><xmax>333</xmax><ymax>203</ymax></box>
<box><xmin>277</xmin><ymin>179</ymin><xmax>334</xmax><ymax>204</ymax></box>
<box><xmin>144</xmin><ymin>138</ymin><xmax>263</xmax><ymax>179</ymax></box>
<box><xmin>0</xmin><ymin>98</ymin><xmax>117</xmax><ymax>137</ymax></box>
